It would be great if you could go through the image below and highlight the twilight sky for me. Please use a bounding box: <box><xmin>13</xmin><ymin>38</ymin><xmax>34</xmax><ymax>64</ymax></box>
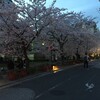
<box><xmin>25</xmin><ymin>0</ymin><xmax>100</xmax><ymax>28</ymax></box>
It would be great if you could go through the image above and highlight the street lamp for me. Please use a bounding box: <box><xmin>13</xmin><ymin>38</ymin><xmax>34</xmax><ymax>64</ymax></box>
<box><xmin>42</xmin><ymin>42</ymin><xmax>45</xmax><ymax>46</ymax></box>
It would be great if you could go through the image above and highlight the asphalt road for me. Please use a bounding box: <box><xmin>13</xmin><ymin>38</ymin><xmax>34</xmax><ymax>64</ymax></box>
<box><xmin>2</xmin><ymin>60</ymin><xmax>100</xmax><ymax>100</ymax></box>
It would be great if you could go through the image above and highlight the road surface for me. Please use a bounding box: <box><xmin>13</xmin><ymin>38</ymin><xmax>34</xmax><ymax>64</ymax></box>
<box><xmin>1</xmin><ymin>60</ymin><xmax>100</xmax><ymax>100</ymax></box>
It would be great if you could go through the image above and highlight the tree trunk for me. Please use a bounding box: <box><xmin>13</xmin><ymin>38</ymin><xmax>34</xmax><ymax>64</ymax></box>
<box><xmin>22</xmin><ymin>41</ymin><xmax>30</xmax><ymax>69</ymax></box>
<box><xmin>23</xmin><ymin>48</ymin><xmax>30</xmax><ymax>69</ymax></box>
<box><xmin>75</xmin><ymin>48</ymin><xmax>80</xmax><ymax>60</ymax></box>
<box><xmin>59</xmin><ymin>44</ymin><xmax>64</xmax><ymax>65</ymax></box>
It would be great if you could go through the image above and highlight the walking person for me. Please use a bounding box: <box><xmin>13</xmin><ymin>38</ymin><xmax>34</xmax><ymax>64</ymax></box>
<box><xmin>83</xmin><ymin>52</ymin><xmax>89</xmax><ymax>68</ymax></box>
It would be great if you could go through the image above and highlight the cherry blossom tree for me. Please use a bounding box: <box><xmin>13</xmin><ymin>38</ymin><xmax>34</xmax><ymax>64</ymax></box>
<box><xmin>0</xmin><ymin>0</ymin><xmax>64</xmax><ymax>67</ymax></box>
<box><xmin>0</xmin><ymin>1</ymin><xmax>19</xmax><ymax>55</ymax></box>
<box><xmin>45</xmin><ymin>10</ymin><xmax>80</xmax><ymax>63</ymax></box>
<box><xmin>70</xmin><ymin>13</ymin><xmax>98</xmax><ymax>58</ymax></box>
<box><xmin>0</xmin><ymin>0</ymin><xmax>99</xmax><ymax>67</ymax></box>
<box><xmin>44</xmin><ymin>11</ymin><xmax>99</xmax><ymax>62</ymax></box>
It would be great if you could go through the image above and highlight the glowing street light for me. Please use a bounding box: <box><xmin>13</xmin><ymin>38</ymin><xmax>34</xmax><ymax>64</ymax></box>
<box><xmin>42</xmin><ymin>42</ymin><xmax>45</xmax><ymax>46</ymax></box>
<box><xmin>52</xmin><ymin>65</ymin><xmax>59</xmax><ymax>73</ymax></box>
